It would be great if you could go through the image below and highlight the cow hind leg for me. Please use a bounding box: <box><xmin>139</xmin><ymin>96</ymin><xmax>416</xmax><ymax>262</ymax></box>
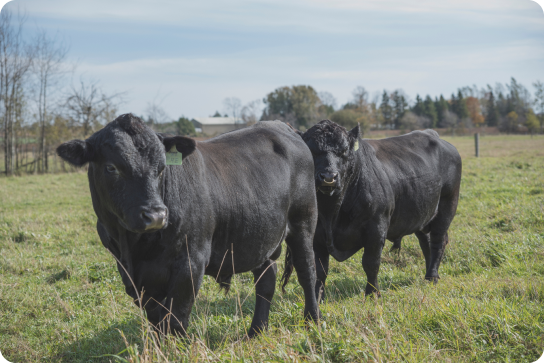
<box><xmin>415</xmin><ymin>231</ymin><xmax>431</xmax><ymax>272</ymax></box>
<box><xmin>284</xmin><ymin>224</ymin><xmax>320</xmax><ymax>323</ymax></box>
<box><xmin>425</xmin><ymin>192</ymin><xmax>458</xmax><ymax>283</ymax></box>
<box><xmin>390</xmin><ymin>237</ymin><xmax>402</xmax><ymax>253</ymax></box>
<box><xmin>248</xmin><ymin>259</ymin><xmax>277</xmax><ymax>338</ymax></box>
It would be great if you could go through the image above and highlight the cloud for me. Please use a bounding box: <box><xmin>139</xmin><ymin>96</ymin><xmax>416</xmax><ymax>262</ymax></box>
<box><xmin>19</xmin><ymin>0</ymin><xmax>544</xmax><ymax>32</ymax></box>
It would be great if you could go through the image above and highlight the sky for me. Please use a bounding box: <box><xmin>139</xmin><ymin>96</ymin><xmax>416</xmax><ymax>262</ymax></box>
<box><xmin>2</xmin><ymin>0</ymin><xmax>544</xmax><ymax>120</ymax></box>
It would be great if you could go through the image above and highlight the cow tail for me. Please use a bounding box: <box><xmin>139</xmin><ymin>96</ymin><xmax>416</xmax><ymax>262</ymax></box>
<box><xmin>217</xmin><ymin>275</ymin><xmax>232</xmax><ymax>295</ymax></box>
<box><xmin>280</xmin><ymin>245</ymin><xmax>294</xmax><ymax>293</ymax></box>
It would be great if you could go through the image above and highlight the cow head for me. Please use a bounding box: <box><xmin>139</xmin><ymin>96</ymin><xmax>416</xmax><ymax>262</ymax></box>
<box><xmin>301</xmin><ymin>120</ymin><xmax>359</xmax><ymax>197</ymax></box>
<box><xmin>57</xmin><ymin>113</ymin><xmax>196</xmax><ymax>234</ymax></box>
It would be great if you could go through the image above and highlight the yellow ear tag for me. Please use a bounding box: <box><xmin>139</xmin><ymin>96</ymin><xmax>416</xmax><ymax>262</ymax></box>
<box><xmin>165</xmin><ymin>145</ymin><xmax>183</xmax><ymax>166</ymax></box>
<box><xmin>354</xmin><ymin>140</ymin><xmax>359</xmax><ymax>152</ymax></box>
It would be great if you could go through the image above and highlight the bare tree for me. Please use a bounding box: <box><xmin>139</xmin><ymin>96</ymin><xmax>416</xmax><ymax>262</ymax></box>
<box><xmin>64</xmin><ymin>79</ymin><xmax>124</xmax><ymax>138</ymax></box>
<box><xmin>533</xmin><ymin>80</ymin><xmax>544</xmax><ymax>133</ymax></box>
<box><xmin>0</xmin><ymin>8</ymin><xmax>33</xmax><ymax>175</ymax></box>
<box><xmin>352</xmin><ymin>86</ymin><xmax>369</xmax><ymax>110</ymax></box>
<box><xmin>240</xmin><ymin>99</ymin><xmax>262</xmax><ymax>125</ymax></box>
<box><xmin>442</xmin><ymin>110</ymin><xmax>460</xmax><ymax>136</ymax></box>
<box><xmin>145</xmin><ymin>102</ymin><xmax>170</xmax><ymax>126</ymax></box>
<box><xmin>318</xmin><ymin>91</ymin><xmax>336</xmax><ymax>109</ymax></box>
<box><xmin>144</xmin><ymin>89</ymin><xmax>171</xmax><ymax>126</ymax></box>
<box><xmin>33</xmin><ymin>29</ymin><xmax>69</xmax><ymax>173</ymax></box>
<box><xmin>223</xmin><ymin>97</ymin><xmax>242</xmax><ymax>123</ymax></box>
<box><xmin>399</xmin><ymin>111</ymin><xmax>430</xmax><ymax>132</ymax></box>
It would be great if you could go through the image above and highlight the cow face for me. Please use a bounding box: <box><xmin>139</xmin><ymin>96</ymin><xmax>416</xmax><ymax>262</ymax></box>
<box><xmin>302</xmin><ymin>120</ymin><xmax>359</xmax><ymax>197</ymax></box>
<box><xmin>57</xmin><ymin>114</ymin><xmax>196</xmax><ymax>233</ymax></box>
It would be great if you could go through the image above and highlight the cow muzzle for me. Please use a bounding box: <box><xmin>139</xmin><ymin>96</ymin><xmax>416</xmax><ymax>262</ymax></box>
<box><xmin>141</xmin><ymin>208</ymin><xmax>168</xmax><ymax>231</ymax></box>
<box><xmin>317</xmin><ymin>172</ymin><xmax>339</xmax><ymax>196</ymax></box>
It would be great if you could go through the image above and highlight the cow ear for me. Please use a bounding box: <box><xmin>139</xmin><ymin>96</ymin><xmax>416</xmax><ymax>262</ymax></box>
<box><xmin>286</xmin><ymin>122</ymin><xmax>304</xmax><ymax>137</ymax></box>
<box><xmin>349</xmin><ymin>124</ymin><xmax>360</xmax><ymax>140</ymax></box>
<box><xmin>348</xmin><ymin>124</ymin><xmax>360</xmax><ymax>150</ymax></box>
<box><xmin>162</xmin><ymin>135</ymin><xmax>196</xmax><ymax>158</ymax></box>
<box><xmin>57</xmin><ymin>139</ymin><xmax>94</xmax><ymax>167</ymax></box>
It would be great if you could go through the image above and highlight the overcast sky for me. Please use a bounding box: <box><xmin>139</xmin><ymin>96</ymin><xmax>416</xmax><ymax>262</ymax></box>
<box><xmin>3</xmin><ymin>0</ymin><xmax>544</xmax><ymax>119</ymax></box>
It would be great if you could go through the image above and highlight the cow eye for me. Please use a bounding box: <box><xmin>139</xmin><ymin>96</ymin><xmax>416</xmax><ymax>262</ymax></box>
<box><xmin>105</xmin><ymin>164</ymin><xmax>117</xmax><ymax>174</ymax></box>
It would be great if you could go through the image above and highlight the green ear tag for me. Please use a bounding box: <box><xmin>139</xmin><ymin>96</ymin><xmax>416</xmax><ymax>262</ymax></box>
<box><xmin>165</xmin><ymin>145</ymin><xmax>183</xmax><ymax>166</ymax></box>
<box><xmin>354</xmin><ymin>140</ymin><xmax>359</xmax><ymax>152</ymax></box>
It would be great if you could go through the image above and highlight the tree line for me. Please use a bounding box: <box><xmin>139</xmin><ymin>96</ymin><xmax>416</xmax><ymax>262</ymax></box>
<box><xmin>257</xmin><ymin>80</ymin><xmax>544</xmax><ymax>135</ymax></box>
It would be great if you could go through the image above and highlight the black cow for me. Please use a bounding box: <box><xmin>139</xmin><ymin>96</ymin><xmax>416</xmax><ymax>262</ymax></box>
<box><xmin>57</xmin><ymin>114</ymin><xmax>320</xmax><ymax>337</ymax></box>
<box><xmin>297</xmin><ymin>120</ymin><xmax>462</xmax><ymax>299</ymax></box>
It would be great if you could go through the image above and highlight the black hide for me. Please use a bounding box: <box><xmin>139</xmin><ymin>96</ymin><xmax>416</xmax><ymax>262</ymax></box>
<box><xmin>57</xmin><ymin>114</ymin><xmax>320</xmax><ymax>337</ymax></box>
<box><xmin>300</xmin><ymin>120</ymin><xmax>462</xmax><ymax>299</ymax></box>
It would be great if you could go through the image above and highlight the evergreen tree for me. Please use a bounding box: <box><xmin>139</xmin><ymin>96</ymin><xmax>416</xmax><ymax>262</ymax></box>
<box><xmin>379</xmin><ymin>91</ymin><xmax>394</xmax><ymax>129</ymax></box>
<box><xmin>455</xmin><ymin>90</ymin><xmax>469</xmax><ymax>119</ymax></box>
<box><xmin>391</xmin><ymin>91</ymin><xmax>407</xmax><ymax>129</ymax></box>
<box><xmin>496</xmin><ymin>92</ymin><xmax>508</xmax><ymax>117</ymax></box>
<box><xmin>435</xmin><ymin>95</ymin><xmax>449</xmax><ymax>127</ymax></box>
<box><xmin>423</xmin><ymin>95</ymin><xmax>438</xmax><ymax>128</ymax></box>
<box><xmin>412</xmin><ymin>94</ymin><xmax>424</xmax><ymax>116</ymax></box>
<box><xmin>177</xmin><ymin>117</ymin><xmax>196</xmax><ymax>136</ymax></box>
<box><xmin>485</xmin><ymin>91</ymin><xmax>500</xmax><ymax>127</ymax></box>
<box><xmin>450</xmin><ymin>93</ymin><xmax>458</xmax><ymax>118</ymax></box>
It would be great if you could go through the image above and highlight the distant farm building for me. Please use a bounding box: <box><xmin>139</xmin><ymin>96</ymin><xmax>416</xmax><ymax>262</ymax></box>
<box><xmin>192</xmin><ymin>117</ymin><xmax>246</xmax><ymax>136</ymax></box>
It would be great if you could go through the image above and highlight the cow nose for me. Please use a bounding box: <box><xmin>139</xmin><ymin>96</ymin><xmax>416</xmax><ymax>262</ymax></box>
<box><xmin>141</xmin><ymin>208</ymin><xmax>167</xmax><ymax>231</ymax></box>
<box><xmin>319</xmin><ymin>172</ymin><xmax>338</xmax><ymax>184</ymax></box>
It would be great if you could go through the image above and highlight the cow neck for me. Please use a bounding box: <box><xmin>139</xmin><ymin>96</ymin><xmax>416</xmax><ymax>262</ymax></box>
<box><xmin>317</xmin><ymin>138</ymin><xmax>364</xmax><ymax>260</ymax></box>
<box><xmin>116</xmin><ymin>224</ymin><xmax>140</xmax><ymax>288</ymax></box>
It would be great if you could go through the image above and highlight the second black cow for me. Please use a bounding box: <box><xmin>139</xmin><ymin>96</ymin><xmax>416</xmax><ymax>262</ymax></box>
<box><xmin>297</xmin><ymin>120</ymin><xmax>462</xmax><ymax>299</ymax></box>
<box><xmin>57</xmin><ymin>115</ymin><xmax>320</xmax><ymax>337</ymax></box>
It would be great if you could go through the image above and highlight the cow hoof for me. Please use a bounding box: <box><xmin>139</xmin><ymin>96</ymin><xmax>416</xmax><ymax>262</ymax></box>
<box><xmin>425</xmin><ymin>276</ymin><xmax>439</xmax><ymax>285</ymax></box>
<box><xmin>364</xmin><ymin>290</ymin><xmax>380</xmax><ymax>298</ymax></box>
<box><xmin>247</xmin><ymin>326</ymin><xmax>265</xmax><ymax>339</ymax></box>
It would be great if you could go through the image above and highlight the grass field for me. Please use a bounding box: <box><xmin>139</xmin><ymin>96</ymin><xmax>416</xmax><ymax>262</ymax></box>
<box><xmin>0</xmin><ymin>135</ymin><xmax>543</xmax><ymax>362</ymax></box>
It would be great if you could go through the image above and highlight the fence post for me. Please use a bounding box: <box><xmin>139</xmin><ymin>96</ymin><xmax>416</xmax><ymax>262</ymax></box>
<box><xmin>474</xmin><ymin>133</ymin><xmax>479</xmax><ymax>157</ymax></box>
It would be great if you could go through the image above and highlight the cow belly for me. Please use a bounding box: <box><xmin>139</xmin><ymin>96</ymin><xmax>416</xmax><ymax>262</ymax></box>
<box><xmin>387</xmin><ymin>187</ymin><xmax>441</xmax><ymax>238</ymax></box>
<box><xmin>331</xmin><ymin>223</ymin><xmax>364</xmax><ymax>251</ymax></box>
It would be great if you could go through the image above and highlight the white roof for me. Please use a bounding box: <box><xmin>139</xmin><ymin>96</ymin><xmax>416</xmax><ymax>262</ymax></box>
<box><xmin>194</xmin><ymin>117</ymin><xmax>243</xmax><ymax>125</ymax></box>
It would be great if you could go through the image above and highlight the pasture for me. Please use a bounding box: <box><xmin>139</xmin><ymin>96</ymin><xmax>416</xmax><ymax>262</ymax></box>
<box><xmin>0</xmin><ymin>134</ymin><xmax>543</xmax><ymax>362</ymax></box>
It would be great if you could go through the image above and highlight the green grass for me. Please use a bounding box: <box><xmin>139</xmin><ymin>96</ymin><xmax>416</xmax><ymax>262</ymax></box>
<box><xmin>1</xmin><ymin>135</ymin><xmax>543</xmax><ymax>362</ymax></box>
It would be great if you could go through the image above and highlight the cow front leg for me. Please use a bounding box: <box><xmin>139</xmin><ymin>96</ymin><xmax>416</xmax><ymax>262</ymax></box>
<box><xmin>158</xmin><ymin>256</ymin><xmax>205</xmax><ymax>336</ymax></box>
<box><xmin>248</xmin><ymin>259</ymin><xmax>277</xmax><ymax>338</ymax></box>
<box><xmin>361</xmin><ymin>224</ymin><xmax>387</xmax><ymax>296</ymax></box>
<box><xmin>314</xmin><ymin>243</ymin><xmax>329</xmax><ymax>303</ymax></box>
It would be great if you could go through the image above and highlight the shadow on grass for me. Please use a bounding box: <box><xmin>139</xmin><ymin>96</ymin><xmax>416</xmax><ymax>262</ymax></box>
<box><xmin>53</xmin><ymin>318</ymin><xmax>142</xmax><ymax>363</ymax></box>
<box><xmin>323</xmin><ymin>273</ymin><xmax>421</xmax><ymax>303</ymax></box>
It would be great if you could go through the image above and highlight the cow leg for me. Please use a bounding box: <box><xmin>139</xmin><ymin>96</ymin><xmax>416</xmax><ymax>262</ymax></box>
<box><xmin>361</xmin><ymin>223</ymin><xmax>387</xmax><ymax>296</ymax></box>
<box><xmin>314</xmin><ymin>243</ymin><xmax>329</xmax><ymax>303</ymax></box>
<box><xmin>425</xmin><ymin>231</ymin><xmax>449</xmax><ymax>283</ymax></box>
<box><xmin>158</xmin><ymin>254</ymin><xmax>205</xmax><ymax>336</ymax></box>
<box><xmin>426</xmin><ymin>191</ymin><xmax>458</xmax><ymax>282</ymax></box>
<box><xmin>415</xmin><ymin>231</ymin><xmax>431</xmax><ymax>272</ymax></box>
<box><xmin>285</xmin><ymin>229</ymin><xmax>320</xmax><ymax>323</ymax></box>
<box><xmin>140</xmin><ymin>295</ymin><xmax>163</xmax><ymax>326</ymax></box>
<box><xmin>390</xmin><ymin>237</ymin><xmax>402</xmax><ymax>253</ymax></box>
<box><xmin>248</xmin><ymin>259</ymin><xmax>277</xmax><ymax>337</ymax></box>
